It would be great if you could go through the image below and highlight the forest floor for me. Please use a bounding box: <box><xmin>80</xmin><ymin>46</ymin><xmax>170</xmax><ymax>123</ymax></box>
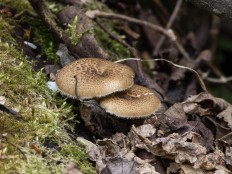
<box><xmin>1</xmin><ymin>0</ymin><xmax>232</xmax><ymax>174</ymax></box>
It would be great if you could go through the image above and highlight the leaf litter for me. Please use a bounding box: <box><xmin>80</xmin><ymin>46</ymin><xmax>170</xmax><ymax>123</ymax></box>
<box><xmin>83</xmin><ymin>92</ymin><xmax>232</xmax><ymax>173</ymax></box>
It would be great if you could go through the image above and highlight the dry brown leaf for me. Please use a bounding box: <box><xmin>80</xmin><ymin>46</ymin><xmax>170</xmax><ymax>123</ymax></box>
<box><xmin>215</xmin><ymin>165</ymin><xmax>232</xmax><ymax>174</ymax></box>
<box><xmin>200</xmin><ymin>148</ymin><xmax>224</xmax><ymax>170</ymax></box>
<box><xmin>225</xmin><ymin>147</ymin><xmax>232</xmax><ymax>166</ymax></box>
<box><xmin>101</xmin><ymin>158</ymin><xmax>137</xmax><ymax>174</ymax></box>
<box><xmin>133</xmin><ymin>124</ymin><xmax>156</xmax><ymax>138</ymax></box>
<box><xmin>159</xmin><ymin>103</ymin><xmax>187</xmax><ymax>132</ymax></box>
<box><xmin>180</xmin><ymin>164</ymin><xmax>205</xmax><ymax>174</ymax></box>
<box><xmin>134</xmin><ymin>157</ymin><xmax>159</xmax><ymax>174</ymax></box>
<box><xmin>184</xmin><ymin>92</ymin><xmax>230</xmax><ymax>114</ymax></box>
<box><xmin>217</xmin><ymin>107</ymin><xmax>232</xmax><ymax>130</ymax></box>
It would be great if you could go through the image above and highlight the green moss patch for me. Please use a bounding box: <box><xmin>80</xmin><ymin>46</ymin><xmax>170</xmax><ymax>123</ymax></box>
<box><xmin>0</xmin><ymin>3</ymin><xmax>96</xmax><ymax>173</ymax></box>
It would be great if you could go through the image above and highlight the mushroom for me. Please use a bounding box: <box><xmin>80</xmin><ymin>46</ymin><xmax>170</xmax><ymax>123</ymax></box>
<box><xmin>99</xmin><ymin>84</ymin><xmax>161</xmax><ymax>118</ymax></box>
<box><xmin>55</xmin><ymin>58</ymin><xmax>135</xmax><ymax>99</ymax></box>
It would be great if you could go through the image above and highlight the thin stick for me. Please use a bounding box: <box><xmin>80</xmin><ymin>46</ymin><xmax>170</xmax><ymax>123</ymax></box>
<box><xmin>114</xmin><ymin>58</ymin><xmax>207</xmax><ymax>92</ymax></box>
<box><xmin>204</xmin><ymin>76</ymin><xmax>232</xmax><ymax>84</ymax></box>
<box><xmin>153</xmin><ymin>0</ymin><xmax>183</xmax><ymax>56</ymax></box>
<box><xmin>0</xmin><ymin>103</ymin><xmax>22</xmax><ymax>119</ymax></box>
<box><xmin>95</xmin><ymin>19</ymin><xmax>144</xmax><ymax>79</ymax></box>
<box><xmin>210</xmin><ymin>16</ymin><xmax>220</xmax><ymax>60</ymax></box>
<box><xmin>86</xmin><ymin>10</ymin><xmax>191</xmax><ymax>61</ymax></box>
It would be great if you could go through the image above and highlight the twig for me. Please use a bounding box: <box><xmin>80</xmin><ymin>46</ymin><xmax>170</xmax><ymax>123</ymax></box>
<box><xmin>86</xmin><ymin>10</ymin><xmax>191</xmax><ymax>61</ymax></box>
<box><xmin>198</xmin><ymin>51</ymin><xmax>231</xmax><ymax>85</ymax></box>
<box><xmin>151</xmin><ymin>0</ymin><xmax>170</xmax><ymax>24</ymax></box>
<box><xmin>114</xmin><ymin>58</ymin><xmax>207</xmax><ymax>92</ymax></box>
<box><xmin>0</xmin><ymin>103</ymin><xmax>22</xmax><ymax>119</ymax></box>
<box><xmin>206</xmin><ymin>62</ymin><xmax>225</xmax><ymax>77</ymax></box>
<box><xmin>210</xmin><ymin>16</ymin><xmax>220</xmax><ymax>60</ymax></box>
<box><xmin>153</xmin><ymin>0</ymin><xmax>183</xmax><ymax>56</ymax></box>
<box><xmin>152</xmin><ymin>59</ymin><xmax>208</xmax><ymax>92</ymax></box>
<box><xmin>199</xmin><ymin>71</ymin><xmax>232</xmax><ymax>83</ymax></box>
<box><xmin>95</xmin><ymin>19</ymin><xmax>144</xmax><ymax>80</ymax></box>
<box><xmin>7</xmin><ymin>141</ymin><xmax>26</xmax><ymax>159</ymax></box>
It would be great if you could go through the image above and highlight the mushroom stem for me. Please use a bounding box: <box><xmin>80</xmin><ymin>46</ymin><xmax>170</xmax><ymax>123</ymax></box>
<box><xmin>73</xmin><ymin>75</ymin><xmax>105</xmax><ymax>110</ymax></box>
<box><xmin>74</xmin><ymin>75</ymin><xmax>80</xmax><ymax>100</ymax></box>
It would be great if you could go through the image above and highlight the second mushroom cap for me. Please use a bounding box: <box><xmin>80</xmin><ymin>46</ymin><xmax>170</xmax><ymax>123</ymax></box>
<box><xmin>99</xmin><ymin>84</ymin><xmax>161</xmax><ymax>118</ymax></box>
<box><xmin>55</xmin><ymin>58</ymin><xmax>135</xmax><ymax>99</ymax></box>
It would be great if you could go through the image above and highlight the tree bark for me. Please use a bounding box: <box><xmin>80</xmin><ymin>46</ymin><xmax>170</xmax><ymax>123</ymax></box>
<box><xmin>185</xmin><ymin>0</ymin><xmax>232</xmax><ymax>21</ymax></box>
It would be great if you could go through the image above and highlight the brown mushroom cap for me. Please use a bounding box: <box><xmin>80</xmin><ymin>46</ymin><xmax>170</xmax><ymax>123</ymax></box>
<box><xmin>55</xmin><ymin>58</ymin><xmax>134</xmax><ymax>99</ymax></box>
<box><xmin>99</xmin><ymin>84</ymin><xmax>161</xmax><ymax>118</ymax></box>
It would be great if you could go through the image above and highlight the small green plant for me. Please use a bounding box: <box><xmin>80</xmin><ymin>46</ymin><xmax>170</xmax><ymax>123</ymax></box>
<box><xmin>94</xmin><ymin>21</ymin><xmax>131</xmax><ymax>59</ymax></box>
<box><xmin>65</xmin><ymin>16</ymin><xmax>92</xmax><ymax>45</ymax></box>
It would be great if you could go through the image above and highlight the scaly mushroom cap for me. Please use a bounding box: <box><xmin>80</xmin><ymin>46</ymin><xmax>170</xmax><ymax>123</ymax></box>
<box><xmin>99</xmin><ymin>84</ymin><xmax>161</xmax><ymax>118</ymax></box>
<box><xmin>55</xmin><ymin>58</ymin><xmax>134</xmax><ymax>99</ymax></box>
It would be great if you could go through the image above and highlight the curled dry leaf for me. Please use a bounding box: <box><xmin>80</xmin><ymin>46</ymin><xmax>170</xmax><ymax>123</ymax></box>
<box><xmin>225</xmin><ymin>147</ymin><xmax>232</xmax><ymax>167</ymax></box>
<box><xmin>133</xmin><ymin>124</ymin><xmax>156</xmax><ymax>138</ymax></box>
<box><xmin>101</xmin><ymin>158</ymin><xmax>137</xmax><ymax>174</ymax></box>
<box><xmin>183</xmin><ymin>92</ymin><xmax>230</xmax><ymax>116</ymax></box>
<box><xmin>159</xmin><ymin>103</ymin><xmax>187</xmax><ymax>132</ymax></box>
<box><xmin>215</xmin><ymin>165</ymin><xmax>232</xmax><ymax>174</ymax></box>
<box><xmin>201</xmin><ymin>148</ymin><xmax>224</xmax><ymax>170</ymax></box>
<box><xmin>217</xmin><ymin>107</ymin><xmax>232</xmax><ymax>130</ymax></box>
<box><xmin>134</xmin><ymin>157</ymin><xmax>160</xmax><ymax>174</ymax></box>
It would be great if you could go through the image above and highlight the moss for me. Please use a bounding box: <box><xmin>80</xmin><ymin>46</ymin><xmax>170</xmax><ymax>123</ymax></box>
<box><xmin>61</xmin><ymin>144</ymin><xmax>96</xmax><ymax>174</ymax></box>
<box><xmin>94</xmin><ymin>23</ymin><xmax>131</xmax><ymax>59</ymax></box>
<box><xmin>81</xmin><ymin>1</ymin><xmax>131</xmax><ymax>59</ymax></box>
<box><xmin>0</xmin><ymin>29</ymin><xmax>95</xmax><ymax>174</ymax></box>
<box><xmin>65</xmin><ymin>16</ymin><xmax>93</xmax><ymax>46</ymax></box>
<box><xmin>16</xmin><ymin>152</ymin><xmax>62</xmax><ymax>174</ymax></box>
<box><xmin>0</xmin><ymin>0</ymin><xmax>32</xmax><ymax>11</ymax></box>
<box><xmin>18</xmin><ymin>14</ymin><xmax>60</xmax><ymax>63</ymax></box>
<box><xmin>1</xmin><ymin>0</ymin><xmax>60</xmax><ymax>63</ymax></box>
<box><xmin>0</xmin><ymin>17</ymin><xmax>14</xmax><ymax>44</ymax></box>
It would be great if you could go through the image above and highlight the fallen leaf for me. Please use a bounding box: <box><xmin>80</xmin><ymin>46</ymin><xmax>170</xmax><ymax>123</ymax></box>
<box><xmin>225</xmin><ymin>147</ymin><xmax>232</xmax><ymax>166</ymax></box>
<box><xmin>215</xmin><ymin>165</ymin><xmax>232</xmax><ymax>174</ymax></box>
<box><xmin>101</xmin><ymin>158</ymin><xmax>137</xmax><ymax>174</ymax></box>
<box><xmin>217</xmin><ymin>106</ymin><xmax>232</xmax><ymax>130</ymax></box>
<box><xmin>63</xmin><ymin>161</ymin><xmax>83</xmax><ymax>174</ymax></box>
